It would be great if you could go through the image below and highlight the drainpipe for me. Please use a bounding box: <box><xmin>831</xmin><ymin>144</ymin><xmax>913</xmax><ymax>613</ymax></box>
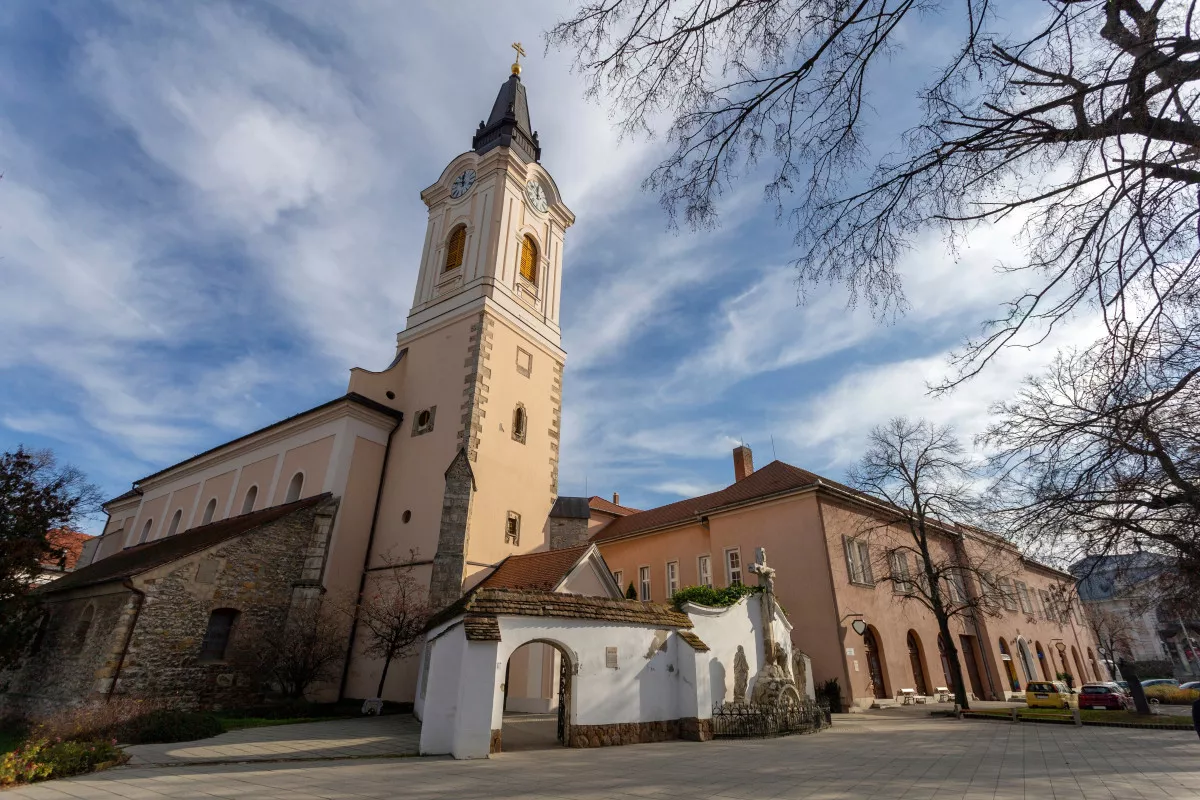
<box><xmin>106</xmin><ymin>580</ymin><xmax>145</xmax><ymax>702</ymax></box>
<box><xmin>337</xmin><ymin>419</ymin><xmax>402</xmax><ymax>700</ymax></box>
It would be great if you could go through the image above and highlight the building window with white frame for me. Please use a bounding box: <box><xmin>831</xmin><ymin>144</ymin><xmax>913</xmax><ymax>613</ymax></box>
<box><xmin>666</xmin><ymin>561</ymin><xmax>679</xmax><ymax>596</ymax></box>
<box><xmin>698</xmin><ymin>555</ymin><xmax>712</xmax><ymax>588</ymax></box>
<box><xmin>889</xmin><ymin>550</ymin><xmax>912</xmax><ymax>595</ymax></box>
<box><xmin>639</xmin><ymin>566</ymin><xmax>651</xmax><ymax>601</ymax></box>
<box><xmin>613</xmin><ymin>570</ymin><xmax>623</xmax><ymax>591</ymax></box>
<box><xmin>725</xmin><ymin>548</ymin><xmax>742</xmax><ymax>586</ymax></box>
<box><xmin>843</xmin><ymin>537</ymin><xmax>874</xmax><ymax>586</ymax></box>
<box><xmin>1016</xmin><ymin>581</ymin><xmax>1034</xmax><ymax>614</ymax></box>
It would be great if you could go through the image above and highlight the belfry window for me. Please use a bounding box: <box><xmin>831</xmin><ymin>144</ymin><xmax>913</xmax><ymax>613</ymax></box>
<box><xmin>444</xmin><ymin>225</ymin><xmax>466</xmax><ymax>272</ymax></box>
<box><xmin>519</xmin><ymin>235</ymin><xmax>538</xmax><ymax>285</ymax></box>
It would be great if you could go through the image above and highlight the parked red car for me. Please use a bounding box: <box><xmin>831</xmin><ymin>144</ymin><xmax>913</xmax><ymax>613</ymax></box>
<box><xmin>1078</xmin><ymin>683</ymin><xmax>1130</xmax><ymax>710</ymax></box>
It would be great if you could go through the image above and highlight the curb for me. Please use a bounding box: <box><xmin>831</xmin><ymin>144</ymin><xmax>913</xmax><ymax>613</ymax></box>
<box><xmin>961</xmin><ymin>712</ymin><xmax>1192</xmax><ymax>731</ymax></box>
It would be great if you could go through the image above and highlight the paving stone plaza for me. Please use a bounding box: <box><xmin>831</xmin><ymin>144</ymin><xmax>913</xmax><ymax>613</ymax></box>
<box><xmin>9</xmin><ymin>712</ymin><xmax>1200</xmax><ymax>800</ymax></box>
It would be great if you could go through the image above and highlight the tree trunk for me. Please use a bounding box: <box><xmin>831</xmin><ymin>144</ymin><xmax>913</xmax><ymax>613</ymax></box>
<box><xmin>935</xmin><ymin>610</ymin><xmax>972</xmax><ymax>710</ymax></box>
<box><xmin>376</xmin><ymin>652</ymin><xmax>393</xmax><ymax>699</ymax></box>
<box><xmin>1119</xmin><ymin>660</ymin><xmax>1152</xmax><ymax>715</ymax></box>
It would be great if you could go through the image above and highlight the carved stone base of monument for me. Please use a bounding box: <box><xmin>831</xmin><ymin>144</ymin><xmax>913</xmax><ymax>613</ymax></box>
<box><xmin>362</xmin><ymin>698</ymin><xmax>384</xmax><ymax>716</ymax></box>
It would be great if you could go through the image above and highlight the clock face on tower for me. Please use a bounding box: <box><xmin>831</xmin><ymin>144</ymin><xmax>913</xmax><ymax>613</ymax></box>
<box><xmin>525</xmin><ymin>179</ymin><xmax>548</xmax><ymax>213</ymax></box>
<box><xmin>450</xmin><ymin>169</ymin><xmax>476</xmax><ymax>198</ymax></box>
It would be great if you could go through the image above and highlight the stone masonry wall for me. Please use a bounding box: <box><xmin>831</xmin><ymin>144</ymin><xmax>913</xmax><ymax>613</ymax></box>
<box><xmin>117</xmin><ymin>503</ymin><xmax>330</xmax><ymax>709</ymax></box>
<box><xmin>1</xmin><ymin>500</ymin><xmax>338</xmax><ymax>714</ymax></box>
<box><xmin>548</xmin><ymin>517</ymin><xmax>590</xmax><ymax>551</ymax></box>
<box><xmin>0</xmin><ymin>589</ymin><xmax>134</xmax><ymax>718</ymax></box>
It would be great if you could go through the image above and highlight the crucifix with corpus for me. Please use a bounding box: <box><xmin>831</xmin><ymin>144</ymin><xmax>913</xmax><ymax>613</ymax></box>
<box><xmin>749</xmin><ymin>547</ymin><xmax>778</xmax><ymax>661</ymax></box>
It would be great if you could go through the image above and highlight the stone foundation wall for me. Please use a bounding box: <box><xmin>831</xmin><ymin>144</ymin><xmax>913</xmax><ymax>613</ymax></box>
<box><xmin>567</xmin><ymin>719</ymin><xmax>682</xmax><ymax>748</ymax></box>
<box><xmin>679</xmin><ymin>717</ymin><xmax>713</xmax><ymax>741</ymax></box>
<box><xmin>490</xmin><ymin>728</ymin><xmax>502</xmax><ymax>754</ymax></box>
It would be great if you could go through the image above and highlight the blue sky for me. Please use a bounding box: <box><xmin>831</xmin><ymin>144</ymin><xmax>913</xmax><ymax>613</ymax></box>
<box><xmin>0</xmin><ymin>1</ymin><xmax>1090</xmax><ymax>532</ymax></box>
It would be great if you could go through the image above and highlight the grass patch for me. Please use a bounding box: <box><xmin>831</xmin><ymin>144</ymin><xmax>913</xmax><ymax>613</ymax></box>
<box><xmin>966</xmin><ymin>707</ymin><xmax>1192</xmax><ymax>726</ymax></box>
<box><xmin>216</xmin><ymin>716</ymin><xmax>324</xmax><ymax>731</ymax></box>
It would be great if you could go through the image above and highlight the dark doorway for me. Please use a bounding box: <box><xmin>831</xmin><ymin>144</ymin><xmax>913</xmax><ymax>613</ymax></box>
<box><xmin>863</xmin><ymin>627</ymin><xmax>888</xmax><ymax>699</ymax></box>
<box><xmin>500</xmin><ymin>641</ymin><xmax>571</xmax><ymax>752</ymax></box>
<box><xmin>907</xmin><ymin>631</ymin><xmax>929</xmax><ymax>696</ymax></box>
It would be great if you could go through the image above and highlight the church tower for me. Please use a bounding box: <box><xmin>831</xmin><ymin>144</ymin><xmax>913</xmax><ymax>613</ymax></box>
<box><xmin>346</xmin><ymin>53</ymin><xmax>575</xmax><ymax>614</ymax></box>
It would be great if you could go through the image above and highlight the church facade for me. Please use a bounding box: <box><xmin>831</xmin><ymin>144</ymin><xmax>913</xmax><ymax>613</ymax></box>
<box><xmin>30</xmin><ymin>62</ymin><xmax>573</xmax><ymax>707</ymax></box>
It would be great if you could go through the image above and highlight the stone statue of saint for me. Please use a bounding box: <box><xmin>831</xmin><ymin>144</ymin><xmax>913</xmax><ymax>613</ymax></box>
<box><xmin>733</xmin><ymin>645</ymin><xmax>749</xmax><ymax>703</ymax></box>
<box><xmin>775</xmin><ymin>642</ymin><xmax>792</xmax><ymax>680</ymax></box>
<box><xmin>793</xmin><ymin>649</ymin><xmax>809</xmax><ymax>697</ymax></box>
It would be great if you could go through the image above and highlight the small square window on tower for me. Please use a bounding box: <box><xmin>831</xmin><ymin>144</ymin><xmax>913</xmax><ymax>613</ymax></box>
<box><xmin>411</xmin><ymin>405</ymin><xmax>436</xmax><ymax>437</ymax></box>
<box><xmin>505</xmin><ymin>511</ymin><xmax>521</xmax><ymax>545</ymax></box>
<box><xmin>516</xmin><ymin>347</ymin><xmax>533</xmax><ymax>378</ymax></box>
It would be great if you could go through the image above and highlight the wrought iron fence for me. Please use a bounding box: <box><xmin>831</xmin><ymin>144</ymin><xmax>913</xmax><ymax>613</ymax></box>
<box><xmin>710</xmin><ymin>699</ymin><xmax>830</xmax><ymax>739</ymax></box>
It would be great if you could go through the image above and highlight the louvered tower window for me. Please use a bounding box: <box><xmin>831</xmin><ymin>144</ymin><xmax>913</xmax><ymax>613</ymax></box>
<box><xmin>519</xmin><ymin>235</ymin><xmax>538</xmax><ymax>284</ymax></box>
<box><xmin>444</xmin><ymin>226</ymin><xmax>466</xmax><ymax>271</ymax></box>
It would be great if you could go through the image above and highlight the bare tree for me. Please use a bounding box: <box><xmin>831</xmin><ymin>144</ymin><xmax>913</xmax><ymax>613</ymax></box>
<box><xmin>984</xmin><ymin>318</ymin><xmax>1200</xmax><ymax>598</ymax></box>
<box><xmin>349</xmin><ymin>550</ymin><xmax>432</xmax><ymax>700</ymax></box>
<box><xmin>1084</xmin><ymin>604</ymin><xmax>1137</xmax><ymax>666</ymax></box>
<box><xmin>847</xmin><ymin>417</ymin><xmax>1009</xmax><ymax>708</ymax></box>
<box><xmin>550</xmin><ymin>1</ymin><xmax>1200</xmax><ymax>384</ymax></box>
<box><xmin>256</xmin><ymin>595</ymin><xmax>347</xmax><ymax>700</ymax></box>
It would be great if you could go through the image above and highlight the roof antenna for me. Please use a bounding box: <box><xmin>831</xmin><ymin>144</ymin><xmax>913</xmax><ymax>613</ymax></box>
<box><xmin>585</xmin><ymin>475</ymin><xmax>588</xmax><ymax>497</ymax></box>
<box><xmin>770</xmin><ymin>434</ymin><xmax>778</xmax><ymax>461</ymax></box>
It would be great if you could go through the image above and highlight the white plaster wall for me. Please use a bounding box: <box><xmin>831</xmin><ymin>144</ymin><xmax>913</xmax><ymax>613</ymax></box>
<box><xmin>684</xmin><ymin>595</ymin><xmax>797</xmax><ymax>705</ymax></box>
<box><xmin>491</xmin><ymin>617</ymin><xmax>688</xmax><ymax>730</ymax></box>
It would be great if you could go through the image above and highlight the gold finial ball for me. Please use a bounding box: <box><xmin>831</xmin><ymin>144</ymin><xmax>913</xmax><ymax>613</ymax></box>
<box><xmin>511</xmin><ymin>61</ymin><xmax>521</xmax><ymax>75</ymax></box>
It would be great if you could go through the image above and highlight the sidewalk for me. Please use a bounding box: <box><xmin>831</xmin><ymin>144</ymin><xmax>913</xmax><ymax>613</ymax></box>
<box><xmin>122</xmin><ymin>715</ymin><xmax>421</xmax><ymax>766</ymax></box>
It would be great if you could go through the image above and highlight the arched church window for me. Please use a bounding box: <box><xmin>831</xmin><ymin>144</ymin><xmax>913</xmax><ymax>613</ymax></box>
<box><xmin>137</xmin><ymin>519</ymin><xmax>153</xmax><ymax>545</ymax></box>
<box><xmin>519</xmin><ymin>235</ymin><xmax>538</xmax><ymax>285</ymax></box>
<box><xmin>512</xmin><ymin>404</ymin><xmax>527</xmax><ymax>444</ymax></box>
<box><xmin>201</xmin><ymin>498</ymin><xmax>217</xmax><ymax>526</ymax></box>
<box><xmin>241</xmin><ymin>486</ymin><xmax>258</xmax><ymax>515</ymax></box>
<box><xmin>444</xmin><ymin>225</ymin><xmax>466</xmax><ymax>272</ymax></box>
<box><xmin>166</xmin><ymin>509</ymin><xmax>183</xmax><ymax>537</ymax></box>
<box><xmin>200</xmin><ymin>609</ymin><xmax>239</xmax><ymax>662</ymax></box>
<box><xmin>285</xmin><ymin>472</ymin><xmax>304</xmax><ymax>503</ymax></box>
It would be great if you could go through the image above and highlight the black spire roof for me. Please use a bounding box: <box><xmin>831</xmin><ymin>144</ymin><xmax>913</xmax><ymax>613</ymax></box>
<box><xmin>472</xmin><ymin>72</ymin><xmax>541</xmax><ymax>162</ymax></box>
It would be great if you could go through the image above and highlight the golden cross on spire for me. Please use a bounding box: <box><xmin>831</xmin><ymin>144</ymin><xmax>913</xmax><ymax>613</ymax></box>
<box><xmin>511</xmin><ymin>41</ymin><xmax>526</xmax><ymax>75</ymax></box>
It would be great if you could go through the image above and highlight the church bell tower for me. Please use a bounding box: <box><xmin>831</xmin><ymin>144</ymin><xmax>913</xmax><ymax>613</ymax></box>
<box><xmin>349</xmin><ymin>50</ymin><xmax>575</xmax><ymax>611</ymax></box>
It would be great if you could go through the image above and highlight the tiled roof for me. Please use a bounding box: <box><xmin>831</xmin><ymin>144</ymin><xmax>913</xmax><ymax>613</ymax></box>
<box><xmin>478</xmin><ymin>545</ymin><xmax>591</xmax><ymax>591</ymax></box>
<box><xmin>588</xmin><ymin>496</ymin><xmax>640</xmax><ymax>516</ymax></box>
<box><xmin>677</xmin><ymin>630</ymin><xmax>710</xmax><ymax>652</ymax></box>
<box><xmin>428</xmin><ymin>588</ymin><xmax>694</xmax><ymax>631</ymax></box>
<box><xmin>463</xmin><ymin>615</ymin><xmax>502</xmax><ymax>641</ymax></box>
<box><xmin>590</xmin><ymin>461</ymin><xmax>833</xmax><ymax>542</ymax></box>
<box><xmin>37</xmin><ymin>494</ymin><xmax>331</xmax><ymax>595</ymax></box>
<box><xmin>41</xmin><ymin>529</ymin><xmax>93</xmax><ymax>572</ymax></box>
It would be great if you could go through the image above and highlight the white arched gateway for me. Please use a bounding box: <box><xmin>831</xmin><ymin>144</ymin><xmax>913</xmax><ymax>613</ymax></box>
<box><xmin>414</xmin><ymin>546</ymin><xmax>809</xmax><ymax>759</ymax></box>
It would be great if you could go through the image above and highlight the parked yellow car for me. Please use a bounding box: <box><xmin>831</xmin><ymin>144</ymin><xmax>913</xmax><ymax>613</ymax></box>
<box><xmin>1026</xmin><ymin>680</ymin><xmax>1074</xmax><ymax>709</ymax></box>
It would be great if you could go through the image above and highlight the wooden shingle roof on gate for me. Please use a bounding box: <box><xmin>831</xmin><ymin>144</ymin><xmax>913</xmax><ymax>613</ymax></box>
<box><xmin>428</xmin><ymin>587</ymin><xmax>694</xmax><ymax>632</ymax></box>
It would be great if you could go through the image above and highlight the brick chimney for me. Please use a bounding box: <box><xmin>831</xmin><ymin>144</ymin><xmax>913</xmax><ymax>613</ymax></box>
<box><xmin>733</xmin><ymin>445</ymin><xmax>754</xmax><ymax>481</ymax></box>
<box><xmin>612</xmin><ymin>492</ymin><xmax>620</xmax><ymax>505</ymax></box>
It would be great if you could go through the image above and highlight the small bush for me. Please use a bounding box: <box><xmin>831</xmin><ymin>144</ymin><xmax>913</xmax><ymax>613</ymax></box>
<box><xmin>1143</xmin><ymin>685</ymin><xmax>1200</xmax><ymax>705</ymax></box>
<box><xmin>818</xmin><ymin>677</ymin><xmax>843</xmax><ymax>712</ymax></box>
<box><xmin>0</xmin><ymin>738</ymin><xmax>125</xmax><ymax>787</ymax></box>
<box><xmin>34</xmin><ymin>699</ymin><xmax>223</xmax><ymax>745</ymax></box>
<box><xmin>670</xmin><ymin>583</ymin><xmax>761</xmax><ymax>610</ymax></box>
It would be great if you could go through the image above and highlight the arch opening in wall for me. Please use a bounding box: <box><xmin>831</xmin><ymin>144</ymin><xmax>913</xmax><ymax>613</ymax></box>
<box><xmin>499</xmin><ymin>638</ymin><xmax>574</xmax><ymax>752</ymax></box>
<box><xmin>998</xmin><ymin>638</ymin><xmax>1020</xmax><ymax>692</ymax></box>
<box><xmin>137</xmin><ymin>519</ymin><xmax>153</xmax><ymax>545</ymax></box>
<box><xmin>200</xmin><ymin>608</ymin><xmax>239</xmax><ymax>662</ymax></box>
<box><xmin>241</xmin><ymin>486</ymin><xmax>258</xmax><ymax>515</ymax></box>
<box><xmin>512</xmin><ymin>404</ymin><xmax>527</xmax><ymax>444</ymax></box>
<box><xmin>1070</xmin><ymin>646</ymin><xmax>1085</xmax><ymax>685</ymax></box>
<box><xmin>285</xmin><ymin>472</ymin><xmax>304</xmax><ymax>503</ymax></box>
<box><xmin>166</xmin><ymin>509</ymin><xmax>183</xmax><ymax>537</ymax></box>
<box><xmin>1035</xmin><ymin>641</ymin><xmax>1051</xmax><ymax>680</ymax></box>
<box><xmin>201</xmin><ymin>498</ymin><xmax>218</xmax><ymax>526</ymax></box>
<box><xmin>444</xmin><ymin>225</ymin><xmax>467</xmax><ymax>272</ymax></box>
<box><xmin>862</xmin><ymin>625</ymin><xmax>889</xmax><ymax>700</ymax></box>
<box><xmin>906</xmin><ymin>630</ymin><xmax>929</xmax><ymax>696</ymax></box>
<box><xmin>1087</xmin><ymin>647</ymin><xmax>1101</xmax><ymax>682</ymax></box>
<box><xmin>519</xmin><ymin>235</ymin><xmax>538</xmax><ymax>285</ymax></box>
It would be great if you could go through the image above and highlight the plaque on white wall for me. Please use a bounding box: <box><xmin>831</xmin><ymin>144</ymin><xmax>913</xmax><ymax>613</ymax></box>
<box><xmin>606</xmin><ymin>647</ymin><xmax>618</xmax><ymax>669</ymax></box>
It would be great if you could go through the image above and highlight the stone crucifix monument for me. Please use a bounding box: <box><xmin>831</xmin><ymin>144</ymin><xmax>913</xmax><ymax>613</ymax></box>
<box><xmin>748</xmin><ymin>547</ymin><xmax>801</xmax><ymax>708</ymax></box>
